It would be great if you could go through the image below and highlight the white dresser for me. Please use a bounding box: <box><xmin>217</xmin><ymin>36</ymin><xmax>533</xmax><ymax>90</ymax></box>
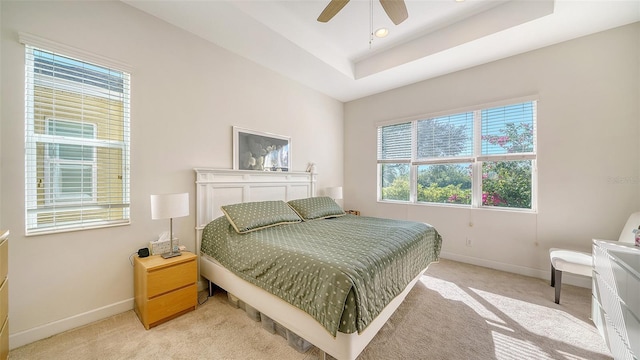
<box><xmin>592</xmin><ymin>239</ymin><xmax>640</xmax><ymax>360</ymax></box>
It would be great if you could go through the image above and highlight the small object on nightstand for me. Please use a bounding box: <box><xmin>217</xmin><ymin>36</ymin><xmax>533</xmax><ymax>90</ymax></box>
<box><xmin>346</xmin><ymin>210</ymin><xmax>360</xmax><ymax>216</ymax></box>
<box><xmin>137</xmin><ymin>247</ymin><xmax>149</xmax><ymax>258</ymax></box>
<box><xmin>134</xmin><ymin>252</ymin><xmax>197</xmax><ymax>329</ymax></box>
<box><xmin>149</xmin><ymin>237</ymin><xmax>172</xmax><ymax>255</ymax></box>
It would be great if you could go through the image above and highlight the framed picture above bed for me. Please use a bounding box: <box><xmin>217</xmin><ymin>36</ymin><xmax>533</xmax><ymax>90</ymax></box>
<box><xmin>233</xmin><ymin>127</ymin><xmax>290</xmax><ymax>172</ymax></box>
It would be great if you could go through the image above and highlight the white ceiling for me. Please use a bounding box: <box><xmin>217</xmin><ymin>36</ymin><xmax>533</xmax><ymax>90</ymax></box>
<box><xmin>123</xmin><ymin>0</ymin><xmax>640</xmax><ymax>102</ymax></box>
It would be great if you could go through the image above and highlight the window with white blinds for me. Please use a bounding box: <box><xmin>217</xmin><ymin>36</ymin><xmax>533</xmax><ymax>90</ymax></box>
<box><xmin>377</xmin><ymin>99</ymin><xmax>537</xmax><ymax>210</ymax></box>
<box><xmin>25</xmin><ymin>45</ymin><xmax>131</xmax><ymax>234</ymax></box>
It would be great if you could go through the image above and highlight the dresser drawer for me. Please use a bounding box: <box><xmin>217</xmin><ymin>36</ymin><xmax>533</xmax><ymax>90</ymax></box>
<box><xmin>593</xmin><ymin>272</ymin><xmax>624</xmax><ymax>327</ymax></box>
<box><xmin>0</xmin><ymin>239</ymin><xmax>7</xmax><ymax>283</ymax></box>
<box><xmin>0</xmin><ymin>317</ymin><xmax>7</xmax><ymax>360</ymax></box>
<box><xmin>610</xmin><ymin>258</ymin><xmax>640</xmax><ymax>317</ymax></box>
<box><xmin>592</xmin><ymin>295</ymin><xmax>606</xmax><ymax>341</ymax></box>
<box><xmin>621</xmin><ymin>305</ymin><xmax>639</xmax><ymax>358</ymax></box>
<box><xmin>147</xmin><ymin>260</ymin><xmax>196</xmax><ymax>298</ymax></box>
<box><xmin>0</xmin><ymin>279</ymin><xmax>7</xmax><ymax>325</ymax></box>
<box><xmin>146</xmin><ymin>283</ymin><xmax>197</xmax><ymax>325</ymax></box>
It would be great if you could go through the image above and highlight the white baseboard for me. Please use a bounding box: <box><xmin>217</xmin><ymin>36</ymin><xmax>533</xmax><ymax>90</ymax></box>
<box><xmin>9</xmin><ymin>298</ymin><xmax>134</xmax><ymax>350</ymax></box>
<box><xmin>440</xmin><ymin>251</ymin><xmax>592</xmax><ymax>289</ymax></box>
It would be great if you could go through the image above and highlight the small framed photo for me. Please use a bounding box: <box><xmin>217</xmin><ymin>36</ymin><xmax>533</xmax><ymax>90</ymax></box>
<box><xmin>233</xmin><ymin>127</ymin><xmax>290</xmax><ymax>171</ymax></box>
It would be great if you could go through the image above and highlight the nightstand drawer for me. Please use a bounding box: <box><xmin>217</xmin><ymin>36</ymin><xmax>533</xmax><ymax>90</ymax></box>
<box><xmin>147</xmin><ymin>260</ymin><xmax>196</xmax><ymax>298</ymax></box>
<box><xmin>147</xmin><ymin>283</ymin><xmax>197</xmax><ymax>325</ymax></box>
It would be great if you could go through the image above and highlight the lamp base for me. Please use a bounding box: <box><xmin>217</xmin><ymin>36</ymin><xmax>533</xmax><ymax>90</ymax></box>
<box><xmin>161</xmin><ymin>251</ymin><xmax>182</xmax><ymax>259</ymax></box>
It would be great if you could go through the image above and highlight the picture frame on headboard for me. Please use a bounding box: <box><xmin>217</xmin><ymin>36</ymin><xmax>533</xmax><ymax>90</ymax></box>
<box><xmin>233</xmin><ymin>126</ymin><xmax>291</xmax><ymax>171</ymax></box>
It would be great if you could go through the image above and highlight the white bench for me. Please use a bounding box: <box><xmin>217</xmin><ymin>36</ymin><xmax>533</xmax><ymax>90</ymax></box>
<box><xmin>549</xmin><ymin>211</ymin><xmax>640</xmax><ymax>304</ymax></box>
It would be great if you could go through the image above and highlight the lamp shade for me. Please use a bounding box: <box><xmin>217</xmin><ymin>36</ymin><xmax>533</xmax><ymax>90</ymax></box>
<box><xmin>326</xmin><ymin>186</ymin><xmax>343</xmax><ymax>200</ymax></box>
<box><xmin>150</xmin><ymin>193</ymin><xmax>189</xmax><ymax>220</ymax></box>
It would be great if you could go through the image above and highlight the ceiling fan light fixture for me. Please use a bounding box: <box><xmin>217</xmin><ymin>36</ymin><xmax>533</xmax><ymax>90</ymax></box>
<box><xmin>375</xmin><ymin>28</ymin><xmax>389</xmax><ymax>38</ymax></box>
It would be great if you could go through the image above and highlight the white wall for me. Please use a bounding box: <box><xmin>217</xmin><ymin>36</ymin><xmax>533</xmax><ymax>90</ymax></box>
<box><xmin>0</xmin><ymin>2</ymin><xmax>3</xmax><ymax>231</ymax></box>
<box><xmin>345</xmin><ymin>23</ymin><xmax>640</xmax><ymax>281</ymax></box>
<box><xmin>0</xmin><ymin>0</ymin><xmax>343</xmax><ymax>348</ymax></box>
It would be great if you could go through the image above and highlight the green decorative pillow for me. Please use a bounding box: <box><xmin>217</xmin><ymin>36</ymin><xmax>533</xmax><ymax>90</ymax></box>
<box><xmin>287</xmin><ymin>196</ymin><xmax>345</xmax><ymax>221</ymax></box>
<box><xmin>221</xmin><ymin>200</ymin><xmax>302</xmax><ymax>234</ymax></box>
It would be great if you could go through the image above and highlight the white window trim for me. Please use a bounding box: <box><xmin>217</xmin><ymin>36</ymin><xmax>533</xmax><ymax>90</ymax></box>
<box><xmin>377</xmin><ymin>98</ymin><xmax>538</xmax><ymax>212</ymax></box>
<box><xmin>24</xmin><ymin>39</ymin><xmax>132</xmax><ymax>235</ymax></box>
<box><xmin>19</xmin><ymin>32</ymin><xmax>133</xmax><ymax>74</ymax></box>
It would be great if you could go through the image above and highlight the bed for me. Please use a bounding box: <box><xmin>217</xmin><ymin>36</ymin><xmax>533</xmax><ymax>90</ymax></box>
<box><xmin>195</xmin><ymin>168</ymin><xmax>442</xmax><ymax>360</ymax></box>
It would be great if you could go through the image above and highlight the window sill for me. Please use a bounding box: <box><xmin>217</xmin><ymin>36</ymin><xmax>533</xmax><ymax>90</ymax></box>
<box><xmin>376</xmin><ymin>200</ymin><xmax>537</xmax><ymax>214</ymax></box>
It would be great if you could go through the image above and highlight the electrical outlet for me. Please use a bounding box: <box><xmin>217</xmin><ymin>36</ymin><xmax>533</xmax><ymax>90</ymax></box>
<box><xmin>466</xmin><ymin>237</ymin><xmax>472</xmax><ymax>247</ymax></box>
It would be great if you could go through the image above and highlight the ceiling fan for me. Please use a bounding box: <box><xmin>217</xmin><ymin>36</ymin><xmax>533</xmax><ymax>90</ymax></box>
<box><xmin>317</xmin><ymin>0</ymin><xmax>409</xmax><ymax>25</ymax></box>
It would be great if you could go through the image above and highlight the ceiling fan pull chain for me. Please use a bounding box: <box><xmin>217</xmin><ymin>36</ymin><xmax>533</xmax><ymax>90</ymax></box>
<box><xmin>369</xmin><ymin>0</ymin><xmax>373</xmax><ymax>49</ymax></box>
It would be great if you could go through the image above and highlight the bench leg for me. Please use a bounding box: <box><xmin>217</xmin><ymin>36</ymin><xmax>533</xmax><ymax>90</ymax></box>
<box><xmin>554</xmin><ymin>269</ymin><xmax>562</xmax><ymax>304</ymax></box>
<box><xmin>551</xmin><ymin>264</ymin><xmax>555</xmax><ymax>287</ymax></box>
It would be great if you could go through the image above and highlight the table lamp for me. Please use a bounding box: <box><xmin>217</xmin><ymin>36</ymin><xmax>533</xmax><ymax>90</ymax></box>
<box><xmin>326</xmin><ymin>186</ymin><xmax>343</xmax><ymax>201</ymax></box>
<box><xmin>150</xmin><ymin>192</ymin><xmax>189</xmax><ymax>258</ymax></box>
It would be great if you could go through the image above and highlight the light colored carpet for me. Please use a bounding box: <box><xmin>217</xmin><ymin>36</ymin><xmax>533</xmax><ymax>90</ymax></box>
<box><xmin>10</xmin><ymin>259</ymin><xmax>611</xmax><ymax>360</ymax></box>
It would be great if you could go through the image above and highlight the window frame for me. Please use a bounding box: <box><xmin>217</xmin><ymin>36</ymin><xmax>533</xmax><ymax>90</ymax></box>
<box><xmin>23</xmin><ymin>35</ymin><xmax>132</xmax><ymax>235</ymax></box>
<box><xmin>377</xmin><ymin>97</ymin><xmax>537</xmax><ymax>212</ymax></box>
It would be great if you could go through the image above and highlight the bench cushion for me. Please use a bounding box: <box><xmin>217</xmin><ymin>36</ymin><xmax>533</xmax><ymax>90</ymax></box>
<box><xmin>549</xmin><ymin>248</ymin><xmax>592</xmax><ymax>277</ymax></box>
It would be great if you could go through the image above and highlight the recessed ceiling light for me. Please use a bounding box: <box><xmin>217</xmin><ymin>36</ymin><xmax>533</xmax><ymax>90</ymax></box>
<box><xmin>375</xmin><ymin>28</ymin><xmax>389</xmax><ymax>38</ymax></box>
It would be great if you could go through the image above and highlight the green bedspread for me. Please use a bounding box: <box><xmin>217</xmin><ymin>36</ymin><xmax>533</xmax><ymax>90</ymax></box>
<box><xmin>201</xmin><ymin>214</ymin><xmax>442</xmax><ymax>336</ymax></box>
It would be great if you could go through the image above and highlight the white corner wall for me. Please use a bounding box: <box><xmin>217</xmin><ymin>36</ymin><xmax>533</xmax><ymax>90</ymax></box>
<box><xmin>0</xmin><ymin>1</ymin><xmax>343</xmax><ymax>349</ymax></box>
<box><xmin>344</xmin><ymin>23</ymin><xmax>640</xmax><ymax>283</ymax></box>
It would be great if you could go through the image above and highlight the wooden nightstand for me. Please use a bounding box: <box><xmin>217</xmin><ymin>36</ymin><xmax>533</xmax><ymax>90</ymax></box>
<box><xmin>134</xmin><ymin>252</ymin><xmax>197</xmax><ymax>329</ymax></box>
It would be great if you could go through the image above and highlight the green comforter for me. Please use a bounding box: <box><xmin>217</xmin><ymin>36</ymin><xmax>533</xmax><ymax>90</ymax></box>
<box><xmin>201</xmin><ymin>214</ymin><xmax>442</xmax><ymax>336</ymax></box>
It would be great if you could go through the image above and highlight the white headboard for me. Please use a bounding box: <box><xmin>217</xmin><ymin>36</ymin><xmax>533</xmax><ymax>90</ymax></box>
<box><xmin>194</xmin><ymin>168</ymin><xmax>317</xmax><ymax>255</ymax></box>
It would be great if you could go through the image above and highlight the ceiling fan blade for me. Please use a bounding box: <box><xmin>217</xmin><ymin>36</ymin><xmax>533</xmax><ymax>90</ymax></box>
<box><xmin>317</xmin><ymin>0</ymin><xmax>350</xmax><ymax>23</ymax></box>
<box><xmin>379</xmin><ymin>0</ymin><xmax>408</xmax><ymax>25</ymax></box>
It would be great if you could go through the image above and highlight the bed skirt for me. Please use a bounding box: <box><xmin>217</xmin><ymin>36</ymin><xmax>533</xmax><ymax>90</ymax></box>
<box><xmin>200</xmin><ymin>254</ymin><xmax>433</xmax><ymax>360</ymax></box>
